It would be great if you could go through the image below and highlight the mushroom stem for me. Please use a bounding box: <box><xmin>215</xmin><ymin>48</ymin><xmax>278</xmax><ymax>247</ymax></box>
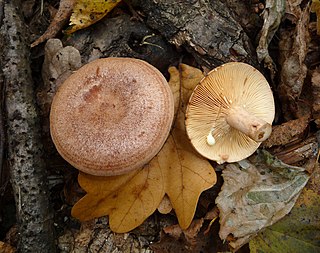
<box><xmin>226</xmin><ymin>106</ymin><xmax>272</xmax><ymax>142</ymax></box>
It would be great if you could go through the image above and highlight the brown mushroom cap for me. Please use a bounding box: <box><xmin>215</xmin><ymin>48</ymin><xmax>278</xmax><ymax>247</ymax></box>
<box><xmin>185</xmin><ymin>62</ymin><xmax>275</xmax><ymax>164</ymax></box>
<box><xmin>50</xmin><ymin>57</ymin><xmax>174</xmax><ymax>176</ymax></box>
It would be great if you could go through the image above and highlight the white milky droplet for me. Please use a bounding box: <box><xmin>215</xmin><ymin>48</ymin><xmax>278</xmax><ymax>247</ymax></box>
<box><xmin>206</xmin><ymin>132</ymin><xmax>216</xmax><ymax>146</ymax></box>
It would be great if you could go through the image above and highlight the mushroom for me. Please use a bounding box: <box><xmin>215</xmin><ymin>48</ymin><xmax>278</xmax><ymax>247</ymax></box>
<box><xmin>50</xmin><ymin>57</ymin><xmax>174</xmax><ymax>176</ymax></box>
<box><xmin>185</xmin><ymin>62</ymin><xmax>275</xmax><ymax>164</ymax></box>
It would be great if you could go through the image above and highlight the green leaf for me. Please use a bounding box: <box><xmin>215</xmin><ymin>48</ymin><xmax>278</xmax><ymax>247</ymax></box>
<box><xmin>249</xmin><ymin>170</ymin><xmax>320</xmax><ymax>253</ymax></box>
<box><xmin>216</xmin><ymin>150</ymin><xmax>310</xmax><ymax>251</ymax></box>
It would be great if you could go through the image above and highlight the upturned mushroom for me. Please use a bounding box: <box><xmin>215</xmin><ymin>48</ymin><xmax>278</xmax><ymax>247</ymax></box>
<box><xmin>50</xmin><ymin>57</ymin><xmax>174</xmax><ymax>176</ymax></box>
<box><xmin>185</xmin><ymin>62</ymin><xmax>275</xmax><ymax>164</ymax></box>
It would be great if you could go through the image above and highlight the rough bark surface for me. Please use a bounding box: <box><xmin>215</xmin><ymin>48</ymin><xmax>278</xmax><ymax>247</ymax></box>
<box><xmin>0</xmin><ymin>0</ymin><xmax>55</xmax><ymax>252</ymax></box>
<box><xmin>0</xmin><ymin>68</ymin><xmax>5</xmax><ymax>185</ymax></box>
<box><xmin>132</xmin><ymin>0</ymin><xmax>257</xmax><ymax>68</ymax></box>
<box><xmin>65</xmin><ymin>14</ymin><xmax>179</xmax><ymax>73</ymax></box>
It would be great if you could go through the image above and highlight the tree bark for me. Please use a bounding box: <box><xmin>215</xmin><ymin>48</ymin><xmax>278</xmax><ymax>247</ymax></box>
<box><xmin>132</xmin><ymin>0</ymin><xmax>257</xmax><ymax>68</ymax></box>
<box><xmin>0</xmin><ymin>0</ymin><xmax>55</xmax><ymax>252</ymax></box>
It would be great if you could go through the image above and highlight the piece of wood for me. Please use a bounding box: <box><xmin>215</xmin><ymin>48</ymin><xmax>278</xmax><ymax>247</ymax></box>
<box><xmin>132</xmin><ymin>0</ymin><xmax>257</xmax><ymax>68</ymax></box>
<box><xmin>0</xmin><ymin>0</ymin><xmax>55</xmax><ymax>252</ymax></box>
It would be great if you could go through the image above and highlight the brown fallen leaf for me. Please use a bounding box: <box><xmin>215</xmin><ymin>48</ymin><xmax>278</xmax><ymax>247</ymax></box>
<box><xmin>160</xmin><ymin>128</ymin><xmax>215</xmax><ymax>229</ymax></box>
<box><xmin>163</xmin><ymin>219</ymin><xmax>204</xmax><ymax>246</ymax></box>
<box><xmin>256</xmin><ymin>0</ymin><xmax>285</xmax><ymax>77</ymax></box>
<box><xmin>285</xmin><ymin>0</ymin><xmax>303</xmax><ymax>24</ymax></box>
<box><xmin>167</xmin><ymin>66</ymin><xmax>180</xmax><ymax>118</ymax></box>
<box><xmin>0</xmin><ymin>242</ymin><xmax>16</xmax><ymax>253</ymax></box>
<box><xmin>311</xmin><ymin>0</ymin><xmax>320</xmax><ymax>35</ymax></box>
<box><xmin>204</xmin><ymin>206</ymin><xmax>219</xmax><ymax>221</ymax></box>
<box><xmin>31</xmin><ymin>0</ymin><xmax>76</xmax><ymax>47</ymax></box>
<box><xmin>278</xmin><ymin>3</ymin><xmax>311</xmax><ymax>118</ymax></box>
<box><xmin>311</xmin><ymin>68</ymin><xmax>320</xmax><ymax>127</ymax></box>
<box><xmin>172</xmin><ymin>64</ymin><xmax>205</xmax><ymax>132</ymax></box>
<box><xmin>216</xmin><ymin>150</ymin><xmax>309</xmax><ymax>251</ymax></box>
<box><xmin>72</xmin><ymin>166</ymin><xmax>164</xmax><ymax>233</ymax></box>
<box><xmin>151</xmin><ymin>218</ymin><xmax>216</xmax><ymax>253</ymax></box>
<box><xmin>72</xmin><ymin>64</ymin><xmax>216</xmax><ymax>232</ymax></box>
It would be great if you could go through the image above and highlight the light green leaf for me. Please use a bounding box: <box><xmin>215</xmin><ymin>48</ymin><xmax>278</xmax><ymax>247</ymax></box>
<box><xmin>249</xmin><ymin>166</ymin><xmax>320</xmax><ymax>253</ymax></box>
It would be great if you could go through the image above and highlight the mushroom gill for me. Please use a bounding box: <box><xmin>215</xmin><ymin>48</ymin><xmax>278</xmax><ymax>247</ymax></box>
<box><xmin>186</xmin><ymin>62</ymin><xmax>275</xmax><ymax>163</ymax></box>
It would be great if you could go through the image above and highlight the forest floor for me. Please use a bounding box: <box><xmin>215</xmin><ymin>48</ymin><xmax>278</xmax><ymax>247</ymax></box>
<box><xmin>0</xmin><ymin>0</ymin><xmax>319</xmax><ymax>252</ymax></box>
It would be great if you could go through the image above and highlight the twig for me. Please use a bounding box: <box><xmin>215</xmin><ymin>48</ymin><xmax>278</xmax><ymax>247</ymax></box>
<box><xmin>31</xmin><ymin>0</ymin><xmax>76</xmax><ymax>47</ymax></box>
<box><xmin>0</xmin><ymin>0</ymin><xmax>56</xmax><ymax>252</ymax></box>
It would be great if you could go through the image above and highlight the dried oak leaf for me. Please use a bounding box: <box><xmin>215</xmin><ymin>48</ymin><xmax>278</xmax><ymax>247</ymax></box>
<box><xmin>0</xmin><ymin>242</ymin><xmax>16</xmax><ymax>253</ymax></box>
<box><xmin>72</xmin><ymin>166</ymin><xmax>163</xmax><ymax>233</ymax></box>
<box><xmin>151</xmin><ymin>219</ymin><xmax>216</xmax><ymax>253</ymax></box>
<box><xmin>285</xmin><ymin>0</ymin><xmax>303</xmax><ymax>24</ymax></box>
<box><xmin>71</xmin><ymin>64</ymin><xmax>217</xmax><ymax>233</ymax></box>
<box><xmin>311</xmin><ymin>68</ymin><xmax>320</xmax><ymax>127</ymax></box>
<box><xmin>256</xmin><ymin>0</ymin><xmax>285</xmax><ymax>77</ymax></box>
<box><xmin>311</xmin><ymin>0</ymin><xmax>320</xmax><ymax>35</ymax></box>
<box><xmin>278</xmin><ymin>3</ymin><xmax>311</xmax><ymax>117</ymax></box>
<box><xmin>66</xmin><ymin>0</ymin><xmax>122</xmax><ymax>34</ymax></box>
<box><xmin>167</xmin><ymin>66</ymin><xmax>180</xmax><ymax>118</ymax></box>
<box><xmin>216</xmin><ymin>150</ymin><xmax>309</xmax><ymax>251</ymax></box>
<box><xmin>164</xmin><ymin>219</ymin><xmax>204</xmax><ymax>246</ymax></box>
<box><xmin>249</xmin><ymin>164</ymin><xmax>320</xmax><ymax>253</ymax></box>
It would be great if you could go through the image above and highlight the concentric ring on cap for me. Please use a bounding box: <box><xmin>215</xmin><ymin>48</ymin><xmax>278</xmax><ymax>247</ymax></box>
<box><xmin>50</xmin><ymin>57</ymin><xmax>174</xmax><ymax>176</ymax></box>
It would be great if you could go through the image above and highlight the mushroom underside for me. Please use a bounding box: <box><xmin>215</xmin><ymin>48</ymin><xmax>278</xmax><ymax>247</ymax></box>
<box><xmin>186</xmin><ymin>62</ymin><xmax>275</xmax><ymax>163</ymax></box>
